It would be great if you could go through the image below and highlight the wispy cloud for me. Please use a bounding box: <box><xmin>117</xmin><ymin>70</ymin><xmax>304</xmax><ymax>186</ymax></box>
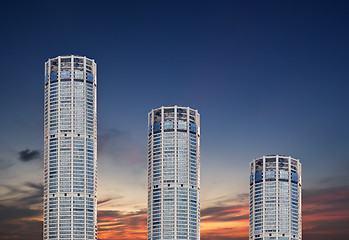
<box><xmin>98</xmin><ymin>128</ymin><xmax>142</xmax><ymax>164</ymax></box>
<box><xmin>0</xmin><ymin>204</ymin><xmax>40</xmax><ymax>223</ymax></box>
<box><xmin>0</xmin><ymin>182</ymin><xmax>42</xmax><ymax>208</ymax></box>
<box><xmin>98</xmin><ymin>198</ymin><xmax>114</xmax><ymax>206</ymax></box>
<box><xmin>201</xmin><ymin>228</ymin><xmax>248</xmax><ymax>240</ymax></box>
<box><xmin>1</xmin><ymin>183</ymin><xmax>349</xmax><ymax>240</ymax></box>
<box><xmin>0</xmin><ymin>158</ymin><xmax>15</xmax><ymax>170</ymax></box>
<box><xmin>302</xmin><ymin>186</ymin><xmax>349</xmax><ymax>239</ymax></box>
<box><xmin>98</xmin><ymin>128</ymin><xmax>124</xmax><ymax>154</ymax></box>
<box><xmin>200</xmin><ymin>194</ymin><xmax>249</xmax><ymax>239</ymax></box>
<box><xmin>0</xmin><ymin>218</ymin><xmax>42</xmax><ymax>240</ymax></box>
<box><xmin>97</xmin><ymin>198</ymin><xmax>250</xmax><ymax>240</ymax></box>
<box><xmin>201</xmin><ymin>204</ymin><xmax>248</xmax><ymax>222</ymax></box>
<box><xmin>0</xmin><ymin>182</ymin><xmax>43</xmax><ymax>240</ymax></box>
<box><xmin>98</xmin><ymin>209</ymin><xmax>147</xmax><ymax>240</ymax></box>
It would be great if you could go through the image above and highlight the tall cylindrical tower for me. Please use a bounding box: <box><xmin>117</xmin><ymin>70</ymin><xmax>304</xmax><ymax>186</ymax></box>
<box><xmin>147</xmin><ymin>106</ymin><xmax>201</xmax><ymax>240</ymax></box>
<box><xmin>43</xmin><ymin>55</ymin><xmax>97</xmax><ymax>240</ymax></box>
<box><xmin>249</xmin><ymin>155</ymin><xmax>302</xmax><ymax>240</ymax></box>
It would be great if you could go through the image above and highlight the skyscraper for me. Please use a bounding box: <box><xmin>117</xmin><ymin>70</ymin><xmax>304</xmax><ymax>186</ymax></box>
<box><xmin>249</xmin><ymin>155</ymin><xmax>302</xmax><ymax>240</ymax></box>
<box><xmin>43</xmin><ymin>55</ymin><xmax>97</xmax><ymax>239</ymax></box>
<box><xmin>147</xmin><ymin>106</ymin><xmax>201</xmax><ymax>240</ymax></box>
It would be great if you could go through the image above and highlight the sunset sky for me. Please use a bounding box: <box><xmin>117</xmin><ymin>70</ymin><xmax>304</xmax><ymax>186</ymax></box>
<box><xmin>0</xmin><ymin>1</ymin><xmax>349</xmax><ymax>239</ymax></box>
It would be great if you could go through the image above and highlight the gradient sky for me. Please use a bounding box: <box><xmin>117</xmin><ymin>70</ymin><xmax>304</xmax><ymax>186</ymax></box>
<box><xmin>0</xmin><ymin>1</ymin><xmax>349</xmax><ymax>239</ymax></box>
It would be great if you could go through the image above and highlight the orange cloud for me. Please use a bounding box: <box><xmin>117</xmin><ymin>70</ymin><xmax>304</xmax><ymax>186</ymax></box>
<box><xmin>302</xmin><ymin>187</ymin><xmax>349</xmax><ymax>239</ymax></box>
<box><xmin>201</xmin><ymin>203</ymin><xmax>249</xmax><ymax>239</ymax></box>
<box><xmin>97</xmin><ymin>209</ymin><xmax>147</xmax><ymax>240</ymax></box>
<box><xmin>1</xmin><ymin>185</ymin><xmax>349</xmax><ymax>240</ymax></box>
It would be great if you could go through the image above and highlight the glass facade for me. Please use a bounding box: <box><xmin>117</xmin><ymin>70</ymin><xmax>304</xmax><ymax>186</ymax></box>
<box><xmin>43</xmin><ymin>56</ymin><xmax>97</xmax><ymax>240</ymax></box>
<box><xmin>249</xmin><ymin>155</ymin><xmax>302</xmax><ymax>240</ymax></box>
<box><xmin>147</xmin><ymin>106</ymin><xmax>200</xmax><ymax>240</ymax></box>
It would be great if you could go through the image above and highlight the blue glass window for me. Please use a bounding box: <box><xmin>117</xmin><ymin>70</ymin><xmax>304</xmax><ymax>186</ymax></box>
<box><xmin>250</xmin><ymin>174</ymin><xmax>254</xmax><ymax>184</ymax></box>
<box><xmin>291</xmin><ymin>172</ymin><xmax>298</xmax><ymax>183</ymax></box>
<box><xmin>148</xmin><ymin>125</ymin><xmax>152</xmax><ymax>134</ymax></box>
<box><xmin>153</xmin><ymin>122</ymin><xmax>161</xmax><ymax>132</ymax></box>
<box><xmin>50</xmin><ymin>72</ymin><xmax>58</xmax><ymax>81</ymax></box>
<box><xmin>87</xmin><ymin>72</ymin><xmax>93</xmax><ymax>82</ymax></box>
<box><xmin>190</xmin><ymin>123</ymin><xmax>196</xmax><ymax>133</ymax></box>
<box><xmin>255</xmin><ymin>172</ymin><xmax>263</xmax><ymax>182</ymax></box>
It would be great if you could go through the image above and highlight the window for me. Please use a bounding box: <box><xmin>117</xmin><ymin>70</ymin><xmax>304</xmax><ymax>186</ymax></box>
<box><xmin>178</xmin><ymin>120</ymin><xmax>187</xmax><ymax>130</ymax></box>
<box><xmin>50</xmin><ymin>72</ymin><xmax>58</xmax><ymax>81</ymax></box>
<box><xmin>164</xmin><ymin>121</ymin><xmax>174</xmax><ymax>130</ymax></box>
<box><xmin>87</xmin><ymin>72</ymin><xmax>93</xmax><ymax>82</ymax></box>
<box><xmin>265</xmin><ymin>170</ymin><xmax>275</xmax><ymax>179</ymax></box>
<box><xmin>291</xmin><ymin>172</ymin><xmax>298</xmax><ymax>183</ymax></box>
<box><xmin>190</xmin><ymin>123</ymin><xmax>196</xmax><ymax>133</ymax></box>
<box><xmin>61</xmin><ymin>70</ymin><xmax>71</xmax><ymax>80</ymax></box>
<box><xmin>74</xmin><ymin>70</ymin><xmax>84</xmax><ymax>79</ymax></box>
<box><xmin>154</xmin><ymin>122</ymin><xmax>161</xmax><ymax>132</ymax></box>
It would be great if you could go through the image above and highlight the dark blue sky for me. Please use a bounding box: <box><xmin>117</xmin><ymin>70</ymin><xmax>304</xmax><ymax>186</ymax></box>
<box><xmin>0</xmin><ymin>1</ymin><xmax>349</xmax><ymax>239</ymax></box>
